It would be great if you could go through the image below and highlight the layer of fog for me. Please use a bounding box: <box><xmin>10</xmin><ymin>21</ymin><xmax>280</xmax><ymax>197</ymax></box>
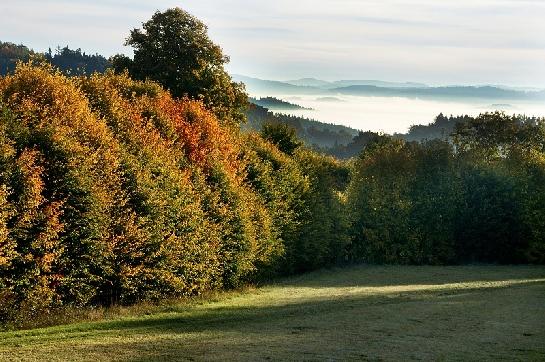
<box><xmin>254</xmin><ymin>93</ymin><xmax>545</xmax><ymax>134</ymax></box>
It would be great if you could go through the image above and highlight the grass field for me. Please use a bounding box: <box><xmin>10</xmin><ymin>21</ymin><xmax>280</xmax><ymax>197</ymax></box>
<box><xmin>1</xmin><ymin>265</ymin><xmax>544</xmax><ymax>361</ymax></box>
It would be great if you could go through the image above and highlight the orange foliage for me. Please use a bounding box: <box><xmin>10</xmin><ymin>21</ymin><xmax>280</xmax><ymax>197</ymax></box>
<box><xmin>0</xmin><ymin>62</ymin><xmax>285</xmax><ymax>323</ymax></box>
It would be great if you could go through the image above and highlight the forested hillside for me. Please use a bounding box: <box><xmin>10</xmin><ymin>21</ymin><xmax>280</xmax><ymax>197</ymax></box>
<box><xmin>0</xmin><ymin>42</ymin><xmax>33</xmax><ymax>75</ymax></box>
<box><xmin>0</xmin><ymin>41</ymin><xmax>110</xmax><ymax>76</ymax></box>
<box><xmin>322</xmin><ymin>114</ymin><xmax>474</xmax><ymax>159</ymax></box>
<box><xmin>249</xmin><ymin>97</ymin><xmax>312</xmax><ymax>110</ymax></box>
<box><xmin>244</xmin><ymin>109</ymin><xmax>483</xmax><ymax>159</ymax></box>
<box><xmin>244</xmin><ymin>102</ymin><xmax>358</xmax><ymax>148</ymax></box>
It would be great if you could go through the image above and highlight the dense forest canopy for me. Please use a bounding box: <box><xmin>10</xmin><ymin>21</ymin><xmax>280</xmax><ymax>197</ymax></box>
<box><xmin>0</xmin><ymin>7</ymin><xmax>544</xmax><ymax>329</ymax></box>
<box><xmin>45</xmin><ymin>46</ymin><xmax>110</xmax><ymax>75</ymax></box>
<box><xmin>348</xmin><ymin>114</ymin><xmax>545</xmax><ymax>265</ymax></box>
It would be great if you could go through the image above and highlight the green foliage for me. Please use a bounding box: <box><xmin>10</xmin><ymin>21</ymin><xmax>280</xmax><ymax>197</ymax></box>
<box><xmin>293</xmin><ymin>150</ymin><xmax>351</xmax><ymax>270</ymax></box>
<box><xmin>241</xmin><ymin>133</ymin><xmax>309</xmax><ymax>275</ymax></box>
<box><xmin>261</xmin><ymin>122</ymin><xmax>302</xmax><ymax>155</ymax></box>
<box><xmin>347</xmin><ymin>112</ymin><xmax>545</xmax><ymax>265</ymax></box>
<box><xmin>348</xmin><ymin>137</ymin><xmax>419</xmax><ymax>263</ymax></box>
<box><xmin>455</xmin><ymin>165</ymin><xmax>526</xmax><ymax>263</ymax></box>
<box><xmin>111</xmin><ymin>8</ymin><xmax>247</xmax><ymax>127</ymax></box>
<box><xmin>454</xmin><ymin>112</ymin><xmax>545</xmax><ymax>263</ymax></box>
<box><xmin>240</xmin><ymin>133</ymin><xmax>351</xmax><ymax>274</ymax></box>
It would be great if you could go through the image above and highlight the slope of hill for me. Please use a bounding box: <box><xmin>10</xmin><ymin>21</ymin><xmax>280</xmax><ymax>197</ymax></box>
<box><xmin>244</xmin><ymin>102</ymin><xmax>479</xmax><ymax>159</ymax></box>
<box><xmin>244</xmin><ymin>102</ymin><xmax>358</xmax><ymax>148</ymax></box>
<box><xmin>249</xmin><ymin>96</ymin><xmax>313</xmax><ymax>110</ymax></box>
<box><xmin>322</xmin><ymin>114</ymin><xmax>476</xmax><ymax>159</ymax></box>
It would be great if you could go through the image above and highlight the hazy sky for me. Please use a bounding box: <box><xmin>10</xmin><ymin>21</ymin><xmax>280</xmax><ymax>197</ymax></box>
<box><xmin>2</xmin><ymin>0</ymin><xmax>545</xmax><ymax>86</ymax></box>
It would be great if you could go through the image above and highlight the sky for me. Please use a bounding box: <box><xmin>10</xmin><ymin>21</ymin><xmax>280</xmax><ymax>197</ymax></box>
<box><xmin>2</xmin><ymin>0</ymin><xmax>545</xmax><ymax>87</ymax></box>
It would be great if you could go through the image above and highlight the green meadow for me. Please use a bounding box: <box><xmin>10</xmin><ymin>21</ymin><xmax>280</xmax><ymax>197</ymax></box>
<box><xmin>1</xmin><ymin>265</ymin><xmax>544</xmax><ymax>361</ymax></box>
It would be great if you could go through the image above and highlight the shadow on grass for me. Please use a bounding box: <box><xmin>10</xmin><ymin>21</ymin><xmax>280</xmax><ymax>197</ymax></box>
<box><xmin>277</xmin><ymin>264</ymin><xmax>545</xmax><ymax>288</ymax></box>
<box><xmin>1</xmin><ymin>271</ymin><xmax>544</xmax><ymax>361</ymax></box>
<box><xmin>2</xmin><ymin>276</ymin><xmax>544</xmax><ymax>340</ymax></box>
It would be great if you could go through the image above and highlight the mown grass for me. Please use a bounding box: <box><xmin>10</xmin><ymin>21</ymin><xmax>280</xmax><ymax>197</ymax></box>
<box><xmin>1</xmin><ymin>265</ymin><xmax>544</xmax><ymax>361</ymax></box>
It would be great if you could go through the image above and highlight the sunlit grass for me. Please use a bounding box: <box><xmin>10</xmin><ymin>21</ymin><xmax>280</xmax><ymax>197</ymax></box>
<box><xmin>1</xmin><ymin>265</ymin><xmax>544</xmax><ymax>361</ymax></box>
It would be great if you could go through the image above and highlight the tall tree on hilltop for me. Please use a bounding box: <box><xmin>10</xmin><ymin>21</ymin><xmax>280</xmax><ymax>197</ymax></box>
<box><xmin>111</xmin><ymin>8</ymin><xmax>247</xmax><ymax>127</ymax></box>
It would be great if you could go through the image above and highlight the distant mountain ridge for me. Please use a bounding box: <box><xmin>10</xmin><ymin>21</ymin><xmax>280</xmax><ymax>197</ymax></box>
<box><xmin>334</xmin><ymin>85</ymin><xmax>545</xmax><ymax>100</ymax></box>
<box><xmin>286</xmin><ymin>78</ymin><xmax>429</xmax><ymax>89</ymax></box>
<box><xmin>233</xmin><ymin>74</ymin><xmax>323</xmax><ymax>95</ymax></box>
<box><xmin>285</xmin><ymin>78</ymin><xmax>333</xmax><ymax>88</ymax></box>
<box><xmin>234</xmin><ymin>74</ymin><xmax>545</xmax><ymax>101</ymax></box>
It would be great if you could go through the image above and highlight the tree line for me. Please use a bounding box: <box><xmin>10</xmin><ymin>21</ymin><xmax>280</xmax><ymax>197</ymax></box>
<box><xmin>348</xmin><ymin>114</ymin><xmax>545</xmax><ymax>264</ymax></box>
<box><xmin>0</xmin><ymin>62</ymin><xmax>349</xmax><ymax>327</ymax></box>
<box><xmin>0</xmin><ymin>41</ymin><xmax>110</xmax><ymax>76</ymax></box>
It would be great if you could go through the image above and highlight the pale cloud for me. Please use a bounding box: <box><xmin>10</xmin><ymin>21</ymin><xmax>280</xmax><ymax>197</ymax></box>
<box><xmin>1</xmin><ymin>0</ymin><xmax>544</xmax><ymax>86</ymax></box>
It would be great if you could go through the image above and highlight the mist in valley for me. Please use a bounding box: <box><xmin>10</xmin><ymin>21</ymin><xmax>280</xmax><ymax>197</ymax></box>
<box><xmin>252</xmin><ymin>92</ymin><xmax>545</xmax><ymax>133</ymax></box>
